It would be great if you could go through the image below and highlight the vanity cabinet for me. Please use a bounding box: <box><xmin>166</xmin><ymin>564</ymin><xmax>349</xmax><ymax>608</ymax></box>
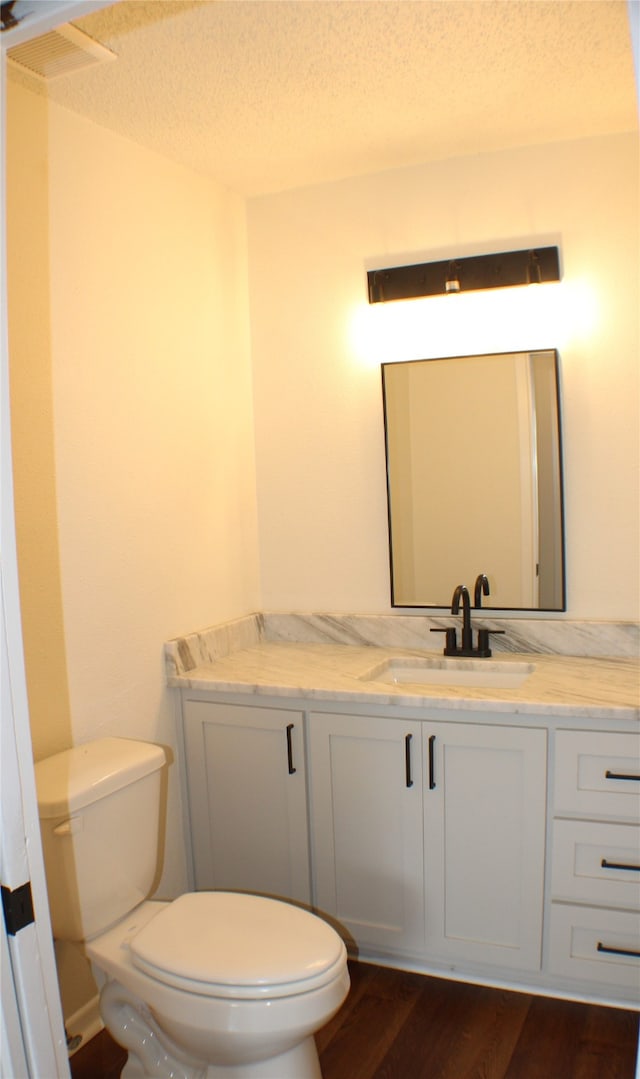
<box><xmin>548</xmin><ymin>730</ymin><xmax>640</xmax><ymax>993</ymax></box>
<box><xmin>177</xmin><ymin>688</ymin><xmax>639</xmax><ymax>1006</ymax></box>
<box><xmin>308</xmin><ymin>712</ymin><xmax>547</xmax><ymax>971</ymax></box>
<box><xmin>181</xmin><ymin>698</ymin><xmax>311</xmax><ymax>903</ymax></box>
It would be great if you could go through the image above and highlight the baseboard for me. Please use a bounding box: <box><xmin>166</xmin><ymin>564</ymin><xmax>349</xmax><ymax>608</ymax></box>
<box><xmin>65</xmin><ymin>994</ymin><xmax>103</xmax><ymax>1057</ymax></box>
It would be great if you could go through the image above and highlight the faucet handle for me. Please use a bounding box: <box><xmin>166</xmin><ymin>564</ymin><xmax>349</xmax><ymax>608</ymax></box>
<box><xmin>476</xmin><ymin>628</ymin><xmax>505</xmax><ymax>657</ymax></box>
<box><xmin>430</xmin><ymin>627</ymin><xmax>457</xmax><ymax>654</ymax></box>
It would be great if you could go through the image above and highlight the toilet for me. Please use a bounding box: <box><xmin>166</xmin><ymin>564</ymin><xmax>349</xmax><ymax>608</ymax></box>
<box><xmin>35</xmin><ymin>737</ymin><xmax>350</xmax><ymax>1079</ymax></box>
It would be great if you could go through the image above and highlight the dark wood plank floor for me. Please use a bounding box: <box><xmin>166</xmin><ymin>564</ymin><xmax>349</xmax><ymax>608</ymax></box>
<box><xmin>70</xmin><ymin>960</ymin><xmax>639</xmax><ymax>1079</ymax></box>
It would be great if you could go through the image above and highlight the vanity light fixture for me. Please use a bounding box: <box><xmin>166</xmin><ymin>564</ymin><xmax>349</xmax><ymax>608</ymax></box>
<box><xmin>367</xmin><ymin>246</ymin><xmax>560</xmax><ymax>303</ymax></box>
<box><xmin>445</xmin><ymin>261</ymin><xmax>461</xmax><ymax>294</ymax></box>
<box><xmin>527</xmin><ymin>249</ymin><xmax>542</xmax><ymax>284</ymax></box>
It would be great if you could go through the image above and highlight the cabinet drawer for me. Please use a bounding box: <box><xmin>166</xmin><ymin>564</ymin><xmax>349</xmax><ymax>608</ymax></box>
<box><xmin>554</xmin><ymin>731</ymin><xmax>640</xmax><ymax>821</ymax></box>
<box><xmin>548</xmin><ymin>903</ymin><xmax>640</xmax><ymax>994</ymax></box>
<box><xmin>552</xmin><ymin>820</ymin><xmax>640</xmax><ymax>910</ymax></box>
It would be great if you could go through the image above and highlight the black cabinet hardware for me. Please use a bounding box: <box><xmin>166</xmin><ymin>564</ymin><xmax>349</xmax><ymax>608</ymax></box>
<box><xmin>605</xmin><ymin>770</ymin><xmax>640</xmax><ymax>781</ymax></box>
<box><xmin>430</xmin><ymin>626</ymin><xmax>457</xmax><ymax>653</ymax></box>
<box><xmin>476</xmin><ymin>628</ymin><xmax>505</xmax><ymax>656</ymax></box>
<box><xmin>428</xmin><ymin>735</ymin><xmax>436</xmax><ymax>790</ymax></box>
<box><xmin>601</xmin><ymin>858</ymin><xmax>640</xmax><ymax>872</ymax></box>
<box><xmin>405</xmin><ymin>734</ymin><xmax>413</xmax><ymax>788</ymax></box>
<box><xmin>285</xmin><ymin>723</ymin><xmax>296</xmax><ymax>775</ymax></box>
<box><xmin>597</xmin><ymin>941</ymin><xmax>640</xmax><ymax>959</ymax></box>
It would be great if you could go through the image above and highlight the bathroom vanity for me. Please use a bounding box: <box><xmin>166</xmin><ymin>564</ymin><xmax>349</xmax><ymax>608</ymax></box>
<box><xmin>166</xmin><ymin>615</ymin><xmax>640</xmax><ymax>1010</ymax></box>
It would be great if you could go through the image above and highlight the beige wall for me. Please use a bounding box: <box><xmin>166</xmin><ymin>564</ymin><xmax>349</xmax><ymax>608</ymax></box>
<box><xmin>248</xmin><ymin>133</ymin><xmax>639</xmax><ymax>620</ymax></box>
<box><xmin>7</xmin><ymin>79</ymin><xmax>73</xmax><ymax>760</ymax></box>
<box><xmin>7</xmin><ymin>80</ymin><xmax>261</xmax><ymax>903</ymax></box>
<box><xmin>47</xmin><ymin>98</ymin><xmax>261</xmax><ymax>897</ymax></box>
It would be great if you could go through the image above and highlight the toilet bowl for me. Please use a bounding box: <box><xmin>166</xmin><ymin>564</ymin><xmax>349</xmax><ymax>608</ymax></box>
<box><xmin>88</xmin><ymin>895</ymin><xmax>350</xmax><ymax>1079</ymax></box>
<box><xmin>88</xmin><ymin>893</ymin><xmax>349</xmax><ymax>1079</ymax></box>
<box><xmin>35</xmin><ymin>738</ymin><xmax>350</xmax><ymax>1079</ymax></box>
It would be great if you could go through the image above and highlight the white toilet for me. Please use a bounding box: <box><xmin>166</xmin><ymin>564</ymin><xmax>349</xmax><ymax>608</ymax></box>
<box><xmin>35</xmin><ymin>737</ymin><xmax>350</xmax><ymax>1079</ymax></box>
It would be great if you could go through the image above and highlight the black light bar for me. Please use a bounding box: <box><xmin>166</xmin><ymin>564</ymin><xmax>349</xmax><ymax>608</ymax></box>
<box><xmin>367</xmin><ymin>246</ymin><xmax>561</xmax><ymax>303</ymax></box>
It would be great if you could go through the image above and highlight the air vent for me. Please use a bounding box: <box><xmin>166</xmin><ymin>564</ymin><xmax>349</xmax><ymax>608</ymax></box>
<box><xmin>7</xmin><ymin>23</ymin><xmax>116</xmax><ymax>81</ymax></box>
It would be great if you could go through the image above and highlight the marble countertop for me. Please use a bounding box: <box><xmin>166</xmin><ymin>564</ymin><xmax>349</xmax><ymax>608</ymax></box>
<box><xmin>168</xmin><ymin>641</ymin><xmax>640</xmax><ymax>720</ymax></box>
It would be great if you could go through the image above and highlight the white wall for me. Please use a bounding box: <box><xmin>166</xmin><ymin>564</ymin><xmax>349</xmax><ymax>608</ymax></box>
<box><xmin>248</xmin><ymin>133</ymin><xmax>639</xmax><ymax>621</ymax></box>
<box><xmin>44</xmin><ymin>100</ymin><xmax>261</xmax><ymax>896</ymax></box>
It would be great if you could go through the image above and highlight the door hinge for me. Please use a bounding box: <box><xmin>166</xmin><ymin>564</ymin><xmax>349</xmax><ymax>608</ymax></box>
<box><xmin>2</xmin><ymin>881</ymin><xmax>35</xmax><ymax>935</ymax></box>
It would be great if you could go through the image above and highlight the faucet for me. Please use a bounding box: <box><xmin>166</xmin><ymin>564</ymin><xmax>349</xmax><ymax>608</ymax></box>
<box><xmin>474</xmin><ymin>574</ymin><xmax>490</xmax><ymax>607</ymax></box>
<box><xmin>451</xmin><ymin>584</ymin><xmax>473</xmax><ymax>651</ymax></box>
<box><xmin>431</xmin><ymin>581</ymin><xmax>505</xmax><ymax>657</ymax></box>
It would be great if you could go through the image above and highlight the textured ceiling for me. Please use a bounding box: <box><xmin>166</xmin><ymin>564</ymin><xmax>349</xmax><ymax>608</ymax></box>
<box><xmin>12</xmin><ymin>0</ymin><xmax>638</xmax><ymax>197</ymax></box>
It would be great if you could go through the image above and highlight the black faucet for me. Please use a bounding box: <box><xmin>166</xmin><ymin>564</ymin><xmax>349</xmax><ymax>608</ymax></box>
<box><xmin>474</xmin><ymin>574</ymin><xmax>490</xmax><ymax>607</ymax></box>
<box><xmin>431</xmin><ymin>581</ymin><xmax>505</xmax><ymax>657</ymax></box>
<box><xmin>452</xmin><ymin>584</ymin><xmax>473</xmax><ymax>651</ymax></box>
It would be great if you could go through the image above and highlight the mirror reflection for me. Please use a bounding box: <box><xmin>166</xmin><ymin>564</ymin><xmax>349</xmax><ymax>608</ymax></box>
<box><xmin>382</xmin><ymin>349</ymin><xmax>565</xmax><ymax>610</ymax></box>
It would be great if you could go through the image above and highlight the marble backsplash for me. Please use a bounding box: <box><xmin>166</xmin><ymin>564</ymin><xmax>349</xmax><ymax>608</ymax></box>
<box><xmin>167</xmin><ymin>613</ymin><xmax>265</xmax><ymax>675</ymax></box>
<box><xmin>165</xmin><ymin>611</ymin><xmax>639</xmax><ymax>677</ymax></box>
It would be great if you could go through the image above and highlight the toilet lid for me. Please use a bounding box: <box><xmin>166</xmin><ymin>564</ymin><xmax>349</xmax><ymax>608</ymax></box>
<box><xmin>129</xmin><ymin>892</ymin><xmax>346</xmax><ymax>1000</ymax></box>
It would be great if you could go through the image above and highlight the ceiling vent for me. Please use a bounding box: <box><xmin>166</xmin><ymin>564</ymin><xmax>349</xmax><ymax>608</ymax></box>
<box><xmin>7</xmin><ymin>23</ymin><xmax>116</xmax><ymax>81</ymax></box>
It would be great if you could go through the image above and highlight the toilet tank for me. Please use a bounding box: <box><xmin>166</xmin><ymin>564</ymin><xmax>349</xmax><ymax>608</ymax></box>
<box><xmin>35</xmin><ymin>738</ymin><xmax>166</xmax><ymax>942</ymax></box>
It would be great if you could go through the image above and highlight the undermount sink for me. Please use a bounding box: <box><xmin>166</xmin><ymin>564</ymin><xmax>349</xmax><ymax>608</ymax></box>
<box><xmin>363</xmin><ymin>656</ymin><xmax>535</xmax><ymax>690</ymax></box>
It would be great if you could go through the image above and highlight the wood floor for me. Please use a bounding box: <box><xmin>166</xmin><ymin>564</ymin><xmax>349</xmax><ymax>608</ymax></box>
<box><xmin>70</xmin><ymin>960</ymin><xmax>639</xmax><ymax>1079</ymax></box>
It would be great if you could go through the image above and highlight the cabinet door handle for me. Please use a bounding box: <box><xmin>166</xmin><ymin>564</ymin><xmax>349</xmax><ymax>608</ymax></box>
<box><xmin>601</xmin><ymin>858</ymin><xmax>640</xmax><ymax>872</ymax></box>
<box><xmin>605</xmin><ymin>770</ymin><xmax>640</xmax><ymax>782</ymax></box>
<box><xmin>405</xmin><ymin>734</ymin><xmax>413</xmax><ymax>788</ymax></box>
<box><xmin>597</xmin><ymin>941</ymin><xmax>640</xmax><ymax>959</ymax></box>
<box><xmin>428</xmin><ymin>735</ymin><xmax>436</xmax><ymax>790</ymax></box>
<box><xmin>285</xmin><ymin>723</ymin><xmax>296</xmax><ymax>775</ymax></box>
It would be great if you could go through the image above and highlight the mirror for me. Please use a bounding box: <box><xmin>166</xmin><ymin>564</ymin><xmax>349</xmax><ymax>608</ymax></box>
<box><xmin>382</xmin><ymin>349</ymin><xmax>565</xmax><ymax>610</ymax></box>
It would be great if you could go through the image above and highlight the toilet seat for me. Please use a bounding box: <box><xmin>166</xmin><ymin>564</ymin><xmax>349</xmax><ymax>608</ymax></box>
<box><xmin>129</xmin><ymin>892</ymin><xmax>347</xmax><ymax>1000</ymax></box>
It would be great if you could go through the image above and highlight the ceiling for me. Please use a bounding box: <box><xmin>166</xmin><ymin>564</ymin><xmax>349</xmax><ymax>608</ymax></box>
<box><xmin>10</xmin><ymin>0</ymin><xmax>639</xmax><ymax>197</ymax></box>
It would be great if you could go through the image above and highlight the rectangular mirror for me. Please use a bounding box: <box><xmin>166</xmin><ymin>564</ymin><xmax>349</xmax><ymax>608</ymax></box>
<box><xmin>382</xmin><ymin>349</ymin><xmax>566</xmax><ymax>610</ymax></box>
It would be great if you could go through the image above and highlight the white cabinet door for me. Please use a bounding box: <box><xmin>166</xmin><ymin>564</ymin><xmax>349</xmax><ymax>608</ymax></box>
<box><xmin>423</xmin><ymin>722</ymin><xmax>547</xmax><ymax>971</ymax></box>
<box><xmin>309</xmin><ymin>712</ymin><xmax>424</xmax><ymax>956</ymax></box>
<box><xmin>183</xmin><ymin>699</ymin><xmax>310</xmax><ymax>903</ymax></box>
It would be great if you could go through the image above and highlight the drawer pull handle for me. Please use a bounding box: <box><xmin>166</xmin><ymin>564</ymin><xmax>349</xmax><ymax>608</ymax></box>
<box><xmin>405</xmin><ymin>734</ymin><xmax>413</xmax><ymax>788</ymax></box>
<box><xmin>428</xmin><ymin>735</ymin><xmax>436</xmax><ymax>790</ymax></box>
<box><xmin>597</xmin><ymin>942</ymin><xmax>640</xmax><ymax>959</ymax></box>
<box><xmin>605</xmin><ymin>770</ymin><xmax>640</xmax><ymax>782</ymax></box>
<box><xmin>285</xmin><ymin>723</ymin><xmax>296</xmax><ymax>775</ymax></box>
<box><xmin>601</xmin><ymin>858</ymin><xmax>640</xmax><ymax>872</ymax></box>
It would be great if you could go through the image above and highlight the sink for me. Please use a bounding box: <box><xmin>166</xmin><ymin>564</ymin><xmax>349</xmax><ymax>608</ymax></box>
<box><xmin>362</xmin><ymin>656</ymin><xmax>535</xmax><ymax>690</ymax></box>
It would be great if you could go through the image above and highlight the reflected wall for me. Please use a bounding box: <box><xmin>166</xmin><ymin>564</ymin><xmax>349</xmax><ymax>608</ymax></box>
<box><xmin>382</xmin><ymin>350</ymin><xmax>565</xmax><ymax>610</ymax></box>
